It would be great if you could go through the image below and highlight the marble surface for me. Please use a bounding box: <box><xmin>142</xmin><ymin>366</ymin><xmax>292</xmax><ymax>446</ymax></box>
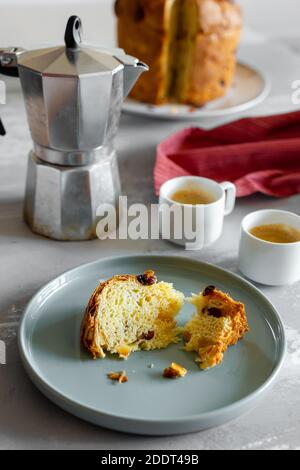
<box><xmin>1</xmin><ymin>39</ymin><xmax>300</xmax><ymax>450</ymax></box>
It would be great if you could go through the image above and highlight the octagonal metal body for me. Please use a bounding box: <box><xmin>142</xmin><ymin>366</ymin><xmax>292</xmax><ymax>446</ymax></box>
<box><xmin>24</xmin><ymin>151</ymin><xmax>121</xmax><ymax>241</ymax></box>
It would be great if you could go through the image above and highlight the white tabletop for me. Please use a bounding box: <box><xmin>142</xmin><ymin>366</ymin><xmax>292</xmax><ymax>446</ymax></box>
<box><xmin>0</xmin><ymin>37</ymin><xmax>300</xmax><ymax>450</ymax></box>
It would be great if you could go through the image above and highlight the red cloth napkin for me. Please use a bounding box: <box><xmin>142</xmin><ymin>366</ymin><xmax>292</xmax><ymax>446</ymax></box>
<box><xmin>154</xmin><ymin>111</ymin><xmax>300</xmax><ymax>197</ymax></box>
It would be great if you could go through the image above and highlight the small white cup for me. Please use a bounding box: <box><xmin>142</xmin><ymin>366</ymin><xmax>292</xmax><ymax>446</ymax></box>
<box><xmin>159</xmin><ymin>176</ymin><xmax>236</xmax><ymax>250</ymax></box>
<box><xmin>238</xmin><ymin>209</ymin><xmax>300</xmax><ymax>286</ymax></box>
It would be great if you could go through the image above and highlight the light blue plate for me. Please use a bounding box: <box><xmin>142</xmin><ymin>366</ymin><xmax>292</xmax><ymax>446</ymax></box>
<box><xmin>19</xmin><ymin>255</ymin><xmax>286</xmax><ymax>435</ymax></box>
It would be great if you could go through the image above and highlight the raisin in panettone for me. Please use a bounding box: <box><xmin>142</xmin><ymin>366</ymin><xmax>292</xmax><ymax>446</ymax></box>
<box><xmin>115</xmin><ymin>0</ymin><xmax>242</xmax><ymax>106</ymax></box>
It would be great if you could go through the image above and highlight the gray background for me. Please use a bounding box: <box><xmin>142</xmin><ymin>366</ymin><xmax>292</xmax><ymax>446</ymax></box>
<box><xmin>1</xmin><ymin>1</ymin><xmax>300</xmax><ymax>451</ymax></box>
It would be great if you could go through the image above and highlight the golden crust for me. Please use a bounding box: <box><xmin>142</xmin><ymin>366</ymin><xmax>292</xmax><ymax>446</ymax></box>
<box><xmin>200</xmin><ymin>286</ymin><xmax>246</xmax><ymax>319</ymax></box>
<box><xmin>115</xmin><ymin>0</ymin><xmax>242</xmax><ymax>105</ymax></box>
<box><xmin>115</xmin><ymin>0</ymin><xmax>170</xmax><ymax>32</ymax></box>
<box><xmin>205</xmin><ymin>288</ymin><xmax>249</xmax><ymax>348</ymax></box>
<box><xmin>179</xmin><ymin>28</ymin><xmax>241</xmax><ymax>106</ymax></box>
<box><xmin>196</xmin><ymin>0</ymin><xmax>242</xmax><ymax>34</ymax></box>
<box><xmin>81</xmin><ymin>274</ymin><xmax>135</xmax><ymax>359</ymax></box>
<box><xmin>116</xmin><ymin>0</ymin><xmax>171</xmax><ymax>104</ymax></box>
<box><xmin>115</xmin><ymin>0</ymin><xmax>242</xmax><ymax>34</ymax></box>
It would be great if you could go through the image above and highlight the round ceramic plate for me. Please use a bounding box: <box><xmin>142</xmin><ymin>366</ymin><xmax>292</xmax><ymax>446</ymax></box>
<box><xmin>19</xmin><ymin>255</ymin><xmax>285</xmax><ymax>435</ymax></box>
<box><xmin>123</xmin><ymin>63</ymin><xmax>270</xmax><ymax>120</ymax></box>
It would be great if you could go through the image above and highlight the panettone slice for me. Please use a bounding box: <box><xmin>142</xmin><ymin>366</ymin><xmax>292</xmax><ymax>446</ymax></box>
<box><xmin>81</xmin><ymin>271</ymin><xmax>184</xmax><ymax>359</ymax></box>
<box><xmin>183</xmin><ymin>285</ymin><xmax>249</xmax><ymax>369</ymax></box>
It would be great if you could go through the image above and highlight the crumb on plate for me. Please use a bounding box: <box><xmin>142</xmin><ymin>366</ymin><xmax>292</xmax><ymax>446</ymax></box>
<box><xmin>163</xmin><ymin>362</ymin><xmax>187</xmax><ymax>379</ymax></box>
<box><xmin>107</xmin><ymin>371</ymin><xmax>128</xmax><ymax>384</ymax></box>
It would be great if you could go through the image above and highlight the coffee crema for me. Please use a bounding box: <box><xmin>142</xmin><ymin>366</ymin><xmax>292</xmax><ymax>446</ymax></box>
<box><xmin>250</xmin><ymin>223</ymin><xmax>300</xmax><ymax>244</ymax></box>
<box><xmin>171</xmin><ymin>187</ymin><xmax>216</xmax><ymax>205</ymax></box>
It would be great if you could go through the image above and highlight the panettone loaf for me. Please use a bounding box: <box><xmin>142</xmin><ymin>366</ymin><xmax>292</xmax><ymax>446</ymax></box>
<box><xmin>115</xmin><ymin>0</ymin><xmax>242</xmax><ymax>106</ymax></box>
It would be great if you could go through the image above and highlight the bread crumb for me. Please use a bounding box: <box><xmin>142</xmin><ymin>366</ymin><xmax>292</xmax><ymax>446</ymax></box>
<box><xmin>163</xmin><ymin>362</ymin><xmax>187</xmax><ymax>379</ymax></box>
<box><xmin>107</xmin><ymin>371</ymin><xmax>128</xmax><ymax>384</ymax></box>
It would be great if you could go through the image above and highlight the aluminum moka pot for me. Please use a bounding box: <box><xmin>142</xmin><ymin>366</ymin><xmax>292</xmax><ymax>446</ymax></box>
<box><xmin>0</xmin><ymin>16</ymin><xmax>148</xmax><ymax>240</ymax></box>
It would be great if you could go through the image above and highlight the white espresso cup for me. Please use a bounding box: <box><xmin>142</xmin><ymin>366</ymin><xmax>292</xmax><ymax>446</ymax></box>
<box><xmin>159</xmin><ymin>176</ymin><xmax>236</xmax><ymax>250</ymax></box>
<box><xmin>238</xmin><ymin>209</ymin><xmax>300</xmax><ymax>286</ymax></box>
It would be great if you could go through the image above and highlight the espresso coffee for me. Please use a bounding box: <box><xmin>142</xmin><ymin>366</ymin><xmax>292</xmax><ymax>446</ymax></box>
<box><xmin>171</xmin><ymin>187</ymin><xmax>216</xmax><ymax>205</ymax></box>
<box><xmin>250</xmin><ymin>224</ymin><xmax>300</xmax><ymax>244</ymax></box>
